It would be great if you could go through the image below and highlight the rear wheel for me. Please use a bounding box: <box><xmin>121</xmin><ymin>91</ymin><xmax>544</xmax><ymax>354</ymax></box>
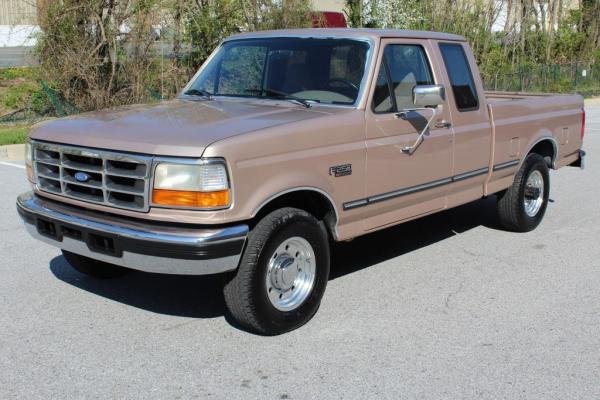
<box><xmin>497</xmin><ymin>153</ymin><xmax>550</xmax><ymax>232</ymax></box>
<box><xmin>62</xmin><ymin>250</ymin><xmax>131</xmax><ymax>278</ymax></box>
<box><xmin>223</xmin><ymin>207</ymin><xmax>330</xmax><ymax>335</ymax></box>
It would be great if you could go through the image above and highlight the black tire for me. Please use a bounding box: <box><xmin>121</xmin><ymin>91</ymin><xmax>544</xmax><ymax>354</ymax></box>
<box><xmin>497</xmin><ymin>153</ymin><xmax>550</xmax><ymax>232</ymax></box>
<box><xmin>62</xmin><ymin>250</ymin><xmax>131</xmax><ymax>278</ymax></box>
<box><xmin>223</xmin><ymin>207</ymin><xmax>330</xmax><ymax>335</ymax></box>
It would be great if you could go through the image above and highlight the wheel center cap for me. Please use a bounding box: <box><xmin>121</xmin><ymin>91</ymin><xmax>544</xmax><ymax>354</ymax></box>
<box><xmin>272</xmin><ymin>255</ymin><xmax>297</xmax><ymax>290</ymax></box>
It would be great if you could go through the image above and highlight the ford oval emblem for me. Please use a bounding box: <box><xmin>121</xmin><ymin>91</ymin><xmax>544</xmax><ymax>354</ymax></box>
<box><xmin>74</xmin><ymin>172</ymin><xmax>90</xmax><ymax>182</ymax></box>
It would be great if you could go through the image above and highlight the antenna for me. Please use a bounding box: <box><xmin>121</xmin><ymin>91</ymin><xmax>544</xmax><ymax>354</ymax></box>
<box><xmin>160</xmin><ymin>0</ymin><xmax>164</xmax><ymax>101</ymax></box>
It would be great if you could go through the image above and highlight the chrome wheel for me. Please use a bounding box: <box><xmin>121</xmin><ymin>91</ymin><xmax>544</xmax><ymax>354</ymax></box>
<box><xmin>524</xmin><ymin>169</ymin><xmax>544</xmax><ymax>217</ymax></box>
<box><xmin>265</xmin><ymin>236</ymin><xmax>316</xmax><ymax>311</ymax></box>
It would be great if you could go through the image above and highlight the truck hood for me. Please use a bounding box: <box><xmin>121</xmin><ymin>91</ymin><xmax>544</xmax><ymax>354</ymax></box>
<box><xmin>30</xmin><ymin>99</ymin><xmax>339</xmax><ymax>157</ymax></box>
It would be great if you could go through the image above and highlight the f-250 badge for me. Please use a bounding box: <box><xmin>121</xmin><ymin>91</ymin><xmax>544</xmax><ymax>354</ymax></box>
<box><xmin>329</xmin><ymin>164</ymin><xmax>352</xmax><ymax>177</ymax></box>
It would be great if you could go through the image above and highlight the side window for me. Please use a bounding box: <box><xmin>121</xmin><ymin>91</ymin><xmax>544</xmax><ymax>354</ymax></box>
<box><xmin>372</xmin><ymin>44</ymin><xmax>434</xmax><ymax>113</ymax></box>
<box><xmin>439</xmin><ymin>43</ymin><xmax>478</xmax><ymax>111</ymax></box>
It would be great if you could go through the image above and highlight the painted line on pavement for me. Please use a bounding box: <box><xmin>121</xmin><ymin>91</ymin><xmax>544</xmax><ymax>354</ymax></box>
<box><xmin>0</xmin><ymin>161</ymin><xmax>25</xmax><ymax>169</ymax></box>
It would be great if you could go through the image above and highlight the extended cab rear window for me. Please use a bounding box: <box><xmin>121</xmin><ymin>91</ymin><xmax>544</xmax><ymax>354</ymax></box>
<box><xmin>439</xmin><ymin>43</ymin><xmax>479</xmax><ymax>111</ymax></box>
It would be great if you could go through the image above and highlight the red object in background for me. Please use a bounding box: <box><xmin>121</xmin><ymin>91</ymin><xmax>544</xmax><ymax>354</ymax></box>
<box><xmin>581</xmin><ymin>108</ymin><xmax>586</xmax><ymax>140</ymax></box>
<box><xmin>312</xmin><ymin>11</ymin><xmax>347</xmax><ymax>28</ymax></box>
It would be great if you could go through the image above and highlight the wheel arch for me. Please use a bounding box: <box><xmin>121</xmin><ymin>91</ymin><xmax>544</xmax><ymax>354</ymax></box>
<box><xmin>524</xmin><ymin>136</ymin><xmax>559</xmax><ymax>169</ymax></box>
<box><xmin>250</xmin><ymin>187</ymin><xmax>340</xmax><ymax>241</ymax></box>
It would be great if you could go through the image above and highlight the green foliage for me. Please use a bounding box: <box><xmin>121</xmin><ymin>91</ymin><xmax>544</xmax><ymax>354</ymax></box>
<box><xmin>29</xmin><ymin>89</ymin><xmax>52</xmax><ymax>115</ymax></box>
<box><xmin>28</xmin><ymin>0</ymin><xmax>598</xmax><ymax>112</ymax></box>
<box><xmin>0</xmin><ymin>67</ymin><xmax>49</xmax><ymax>118</ymax></box>
<box><xmin>344</xmin><ymin>0</ymin><xmax>363</xmax><ymax>28</ymax></box>
<box><xmin>185</xmin><ymin>0</ymin><xmax>313</xmax><ymax>70</ymax></box>
<box><xmin>347</xmin><ymin>0</ymin><xmax>599</xmax><ymax>95</ymax></box>
<box><xmin>0</xmin><ymin>67</ymin><xmax>38</xmax><ymax>81</ymax></box>
<box><xmin>0</xmin><ymin>125</ymin><xmax>29</xmax><ymax>145</ymax></box>
<box><xmin>3</xmin><ymin>83</ymin><xmax>38</xmax><ymax>109</ymax></box>
<box><xmin>185</xmin><ymin>0</ymin><xmax>243</xmax><ymax>69</ymax></box>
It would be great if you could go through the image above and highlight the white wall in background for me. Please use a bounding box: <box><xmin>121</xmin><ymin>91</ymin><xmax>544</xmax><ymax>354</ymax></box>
<box><xmin>0</xmin><ymin>25</ymin><xmax>40</xmax><ymax>47</ymax></box>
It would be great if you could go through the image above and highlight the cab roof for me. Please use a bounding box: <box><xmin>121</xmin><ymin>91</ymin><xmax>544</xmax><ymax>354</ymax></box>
<box><xmin>227</xmin><ymin>28</ymin><xmax>466</xmax><ymax>42</ymax></box>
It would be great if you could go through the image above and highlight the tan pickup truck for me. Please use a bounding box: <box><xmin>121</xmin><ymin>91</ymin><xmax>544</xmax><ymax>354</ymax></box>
<box><xmin>17</xmin><ymin>29</ymin><xmax>586</xmax><ymax>334</ymax></box>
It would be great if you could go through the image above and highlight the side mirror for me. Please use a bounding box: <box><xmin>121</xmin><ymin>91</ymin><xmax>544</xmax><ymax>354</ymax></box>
<box><xmin>413</xmin><ymin>85</ymin><xmax>445</xmax><ymax>107</ymax></box>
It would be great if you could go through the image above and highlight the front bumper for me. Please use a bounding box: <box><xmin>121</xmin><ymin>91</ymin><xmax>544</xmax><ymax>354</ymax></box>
<box><xmin>16</xmin><ymin>192</ymin><xmax>248</xmax><ymax>275</ymax></box>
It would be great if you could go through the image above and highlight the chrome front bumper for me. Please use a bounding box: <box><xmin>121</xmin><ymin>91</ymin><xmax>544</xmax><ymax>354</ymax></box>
<box><xmin>16</xmin><ymin>192</ymin><xmax>248</xmax><ymax>275</ymax></box>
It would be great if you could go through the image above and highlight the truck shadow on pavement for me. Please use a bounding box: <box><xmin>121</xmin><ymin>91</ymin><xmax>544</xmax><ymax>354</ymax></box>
<box><xmin>329</xmin><ymin>195</ymin><xmax>502</xmax><ymax>279</ymax></box>
<box><xmin>49</xmin><ymin>195</ymin><xmax>503</xmax><ymax>323</ymax></box>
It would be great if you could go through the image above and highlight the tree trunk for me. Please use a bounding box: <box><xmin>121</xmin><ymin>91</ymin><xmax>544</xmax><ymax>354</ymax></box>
<box><xmin>36</xmin><ymin>0</ymin><xmax>50</xmax><ymax>28</ymax></box>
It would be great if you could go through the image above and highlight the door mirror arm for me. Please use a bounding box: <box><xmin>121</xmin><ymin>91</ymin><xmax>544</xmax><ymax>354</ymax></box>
<box><xmin>395</xmin><ymin>108</ymin><xmax>437</xmax><ymax>155</ymax></box>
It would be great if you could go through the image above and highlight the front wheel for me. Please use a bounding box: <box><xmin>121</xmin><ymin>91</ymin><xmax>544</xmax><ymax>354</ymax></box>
<box><xmin>497</xmin><ymin>153</ymin><xmax>550</xmax><ymax>232</ymax></box>
<box><xmin>223</xmin><ymin>208</ymin><xmax>330</xmax><ymax>335</ymax></box>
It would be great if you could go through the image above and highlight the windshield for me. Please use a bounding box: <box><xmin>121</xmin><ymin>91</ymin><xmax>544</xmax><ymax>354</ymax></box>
<box><xmin>185</xmin><ymin>38</ymin><xmax>370</xmax><ymax>105</ymax></box>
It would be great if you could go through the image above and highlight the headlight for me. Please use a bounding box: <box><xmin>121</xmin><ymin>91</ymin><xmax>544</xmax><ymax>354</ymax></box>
<box><xmin>152</xmin><ymin>160</ymin><xmax>230</xmax><ymax>209</ymax></box>
<box><xmin>25</xmin><ymin>141</ymin><xmax>34</xmax><ymax>181</ymax></box>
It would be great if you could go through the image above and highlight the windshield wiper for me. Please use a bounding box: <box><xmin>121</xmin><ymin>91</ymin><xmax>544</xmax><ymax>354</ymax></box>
<box><xmin>263</xmin><ymin>88</ymin><xmax>312</xmax><ymax>108</ymax></box>
<box><xmin>183</xmin><ymin>88</ymin><xmax>213</xmax><ymax>99</ymax></box>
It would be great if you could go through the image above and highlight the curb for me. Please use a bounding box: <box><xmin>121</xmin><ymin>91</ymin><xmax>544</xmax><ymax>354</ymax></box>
<box><xmin>585</xmin><ymin>98</ymin><xmax>600</xmax><ymax>106</ymax></box>
<box><xmin>0</xmin><ymin>143</ymin><xmax>25</xmax><ymax>161</ymax></box>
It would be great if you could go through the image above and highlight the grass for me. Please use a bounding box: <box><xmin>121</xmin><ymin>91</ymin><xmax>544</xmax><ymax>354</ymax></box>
<box><xmin>0</xmin><ymin>125</ymin><xmax>29</xmax><ymax>146</ymax></box>
<box><xmin>0</xmin><ymin>67</ymin><xmax>41</xmax><ymax>117</ymax></box>
<box><xmin>0</xmin><ymin>67</ymin><xmax>38</xmax><ymax>81</ymax></box>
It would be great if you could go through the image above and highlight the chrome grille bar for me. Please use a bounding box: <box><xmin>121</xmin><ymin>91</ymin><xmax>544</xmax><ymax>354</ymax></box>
<box><xmin>32</xmin><ymin>141</ymin><xmax>152</xmax><ymax>212</ymax></box>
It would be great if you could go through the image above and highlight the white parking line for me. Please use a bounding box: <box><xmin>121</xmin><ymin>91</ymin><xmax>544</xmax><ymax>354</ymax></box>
<box><xmin>0</xmin><ymin>161</ymin><xmax>25</xmax><ymax>169</ymax></box>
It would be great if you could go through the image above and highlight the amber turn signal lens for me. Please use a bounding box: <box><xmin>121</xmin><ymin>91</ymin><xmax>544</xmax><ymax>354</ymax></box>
<box><xmin>152</xmin><ymin>189</ymin><xmax>230</xmax><ymax>208</ymax></box>
<box><xmin>26</xmin><ymin>165</ymin><xmax>34</xmax><ymax>182</ymax></box>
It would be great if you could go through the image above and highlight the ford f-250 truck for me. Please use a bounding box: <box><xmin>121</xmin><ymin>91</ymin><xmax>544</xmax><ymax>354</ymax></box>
<box><xmin>17</xmin><ymin>29</ymin><xmax>586</xmax><ymax>335</ymax></box>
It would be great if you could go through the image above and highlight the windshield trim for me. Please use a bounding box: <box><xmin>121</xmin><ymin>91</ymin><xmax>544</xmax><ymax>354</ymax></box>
<box><xmin>179</xmin><ymin>36</ymin><xmax>375</xmax><ymax>109</ymax></box>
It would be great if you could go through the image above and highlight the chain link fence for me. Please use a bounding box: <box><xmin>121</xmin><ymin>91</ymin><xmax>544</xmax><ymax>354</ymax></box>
<box><xmin>482</xmin><ymin>62</ymin><xmax>600</xmax><ymax>97</ymax></box>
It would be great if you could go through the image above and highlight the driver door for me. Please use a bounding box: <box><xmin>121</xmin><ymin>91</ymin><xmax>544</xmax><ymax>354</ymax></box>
<box><xmin>362</xmin><ymin>39</ymin><xmax>454</xmax><ymax>230</ymax></box>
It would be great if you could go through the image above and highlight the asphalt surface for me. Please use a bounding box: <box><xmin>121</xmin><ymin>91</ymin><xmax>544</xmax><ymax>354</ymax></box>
<box><xmin>0</xmin><ymin>46</ymin><xmax>37</xmax><ymax>67</ymax></box>
<box><xmin>1</xmin><ymin>107</ymin><xmax>599</xmax><ymax>399</ymax></box>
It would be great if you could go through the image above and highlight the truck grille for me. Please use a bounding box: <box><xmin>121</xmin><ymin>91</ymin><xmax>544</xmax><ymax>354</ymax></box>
<box><xmin>32</xmin><ymin>141</ymin><xmax>152</xmax><ymax>212</ymax></box>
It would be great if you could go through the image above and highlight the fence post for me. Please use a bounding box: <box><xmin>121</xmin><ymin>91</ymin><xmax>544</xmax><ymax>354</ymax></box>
<box><xmin>519</xmin><ymin>67</ymin><xmax>523</xmax><ymax>92</ymax></box>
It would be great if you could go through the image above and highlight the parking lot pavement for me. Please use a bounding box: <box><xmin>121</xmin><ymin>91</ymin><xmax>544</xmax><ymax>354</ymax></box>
<box><xmin>0</xmin><ymin>46</ymin><xmax>38</xmax><ymax>67</ymax></box>
<box><xmin>1</xmin><ymin>107</ymin><xmax>599</xmax><ymax>400</ymax></box>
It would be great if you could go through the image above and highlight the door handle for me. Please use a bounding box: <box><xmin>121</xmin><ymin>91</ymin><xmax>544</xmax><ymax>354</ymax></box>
<box><xmin>435</xmin><ymin>120</ymin><xmax>452</xmax><ymax>129</ymax></box>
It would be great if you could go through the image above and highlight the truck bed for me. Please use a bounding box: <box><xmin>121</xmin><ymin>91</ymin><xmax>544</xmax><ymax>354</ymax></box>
<box><xmin>485</xmin><ymin>90</ymin><xmax>579</xmax><ymax>103</ymax></box>
<box><xmin>485</xmin><ymin>90</ymin><xmax>584</xmax><ymax>174</ymax></box>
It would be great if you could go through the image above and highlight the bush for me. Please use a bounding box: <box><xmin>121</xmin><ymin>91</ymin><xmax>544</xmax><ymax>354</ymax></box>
<box><xmin>30</xmin><ymin>89</ymin><xmax>52</xmax><ymax>115</ymax></box>
<box><xmin>34</xmin><ymin>0</ymin><xmax>315</xmax><ymax>112</ymax></box>
<box><xmin>36</xmin><ymin>0</ymin><xmax>164</xmax><ymax>111</ymax></box>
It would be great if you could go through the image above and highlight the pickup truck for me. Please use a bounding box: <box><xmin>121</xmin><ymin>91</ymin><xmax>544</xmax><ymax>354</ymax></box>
<box><xmin>17</xmin><ymin>28</ymin><xmax>586</xmax><ymax>335</ymax></box>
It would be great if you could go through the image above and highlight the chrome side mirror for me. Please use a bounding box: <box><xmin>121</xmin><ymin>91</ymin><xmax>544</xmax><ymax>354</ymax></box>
<box><xmin>413</xmin><ymin>85</ymin><xmax>445</xmax><ymax>107</ymax></box>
